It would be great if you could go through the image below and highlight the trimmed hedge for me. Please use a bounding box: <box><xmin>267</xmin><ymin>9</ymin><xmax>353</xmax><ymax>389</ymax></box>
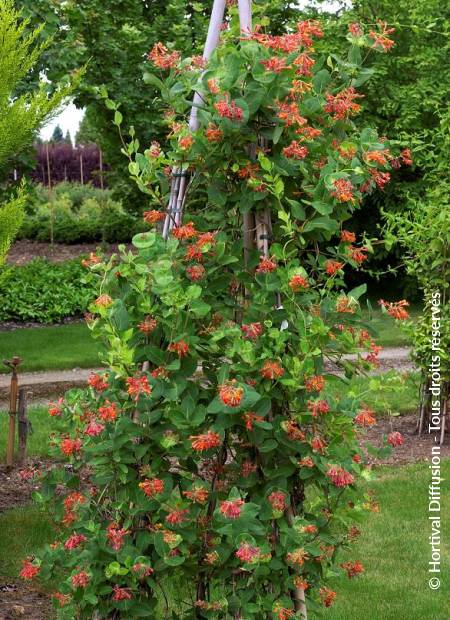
<box><xmin>0</xmin><ymin>259</ymin><xmax>95</xmax><ymax>323</ymax></box>
<box><xmin>18</xmin><ymin>183</ymin><xmax>145</xmax><ymax>244</ymax></box>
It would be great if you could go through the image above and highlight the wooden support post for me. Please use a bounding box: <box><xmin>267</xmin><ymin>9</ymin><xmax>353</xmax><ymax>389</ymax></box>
<box><xmin>17</xmin><ymin>388</ymin><xmax>30</xmax><ymax>467</ymax></box>
<box><xmin>3</xmin><ymin>356</ymin><xmax>21</xmax><ymax>470</ymax></box>
<box><xmin>162</xmin><ymin>0</ymin><xmax>227</xmax><ymax>239</ymax></box>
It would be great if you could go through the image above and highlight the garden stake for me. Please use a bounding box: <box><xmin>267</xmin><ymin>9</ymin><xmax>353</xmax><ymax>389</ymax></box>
<box><xmin>3</xmin><ymin>356</ymin><xmax>21</xmax><ymax>469</ymax></box>
<box><xmin>162</xmin><ymin>0</ymin><xmax>227</xmax><ymax>239</ymax></box>
<box><xmin>238</xmin><ymin>3</ymin><xmax>307</xmax><ymax>616</ymax></box>
<box><xmin>17</xmin><ymin>388</ymin><xmax>30</xmax><ymax>467</ymax></box>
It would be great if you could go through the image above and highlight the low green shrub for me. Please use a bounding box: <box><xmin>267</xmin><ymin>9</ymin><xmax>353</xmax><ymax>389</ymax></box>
<box><xmin>18</xmin><ymin>183</ymin><xmax>145</xmax><ymax>244</ymax></box>
<box><xmin>0</xmin><ymin>258</ymin><xmax>95</xmax><ymax>323</ymax></box>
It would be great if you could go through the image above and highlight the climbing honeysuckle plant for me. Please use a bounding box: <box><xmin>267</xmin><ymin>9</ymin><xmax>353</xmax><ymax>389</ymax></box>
<box><xmin>23</xmin><ymin>15</ymin><xmax>408</xmax><ymax>620</ymax></box>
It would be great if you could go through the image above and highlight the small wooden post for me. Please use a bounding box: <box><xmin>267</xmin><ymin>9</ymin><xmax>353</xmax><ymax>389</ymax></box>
<box><xmin>3</xmin><ymin>356</ymin><xmax>21</xmax><ymax>470</ymax></box>
<box><xmin>17</xmin><ymin>388</ymin><xmax>30</xmax><ymax>466</ymax></box>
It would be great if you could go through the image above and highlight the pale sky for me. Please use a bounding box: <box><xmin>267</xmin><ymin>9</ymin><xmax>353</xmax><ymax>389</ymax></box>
<box><xmin>39</xmin><ymin>0</ymin><xmax>348</xmax><ymax>144</ymax></box>
<box><xmin>40</xmin><ymin>102</ymin><xmax>85</xmax><ymax>144</ymax></box>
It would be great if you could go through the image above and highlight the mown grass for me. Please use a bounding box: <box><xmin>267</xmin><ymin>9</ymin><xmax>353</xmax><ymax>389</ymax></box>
<box><xmin>325</xmin><ymin>460</ymin><xmax>450</xmax><ymax>620</ymax></box>
<box><xmin>0</xmin><ymin>461</ymin><xmax>447</xmax><ymax>619</ymax></box>
<box><xmin>361</xmin><ymin>304</ymin><xmax>420</xmax><ymax>347</ymax></box>
<box><xmin>0</xmin><ymin>405</ymin><xmax>52</xmax><ymax>460</ymax></box>
<box><xmin>0</xmin><ymin>323</ymin><xmax>104</xmax><ymax>374</ymax></box>
<box><xmin>0</xmin><ymin>305</ymin><xmax>418</xmax><ymax>375</ymax></box>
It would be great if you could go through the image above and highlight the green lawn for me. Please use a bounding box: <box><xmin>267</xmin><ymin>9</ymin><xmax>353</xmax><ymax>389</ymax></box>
<box><xmin>0</xmin><ymin>323</ymin><xmax>104</xmax><ymax>374</ymax></box>
<box><xmin>0</xmin><ymin>460</ymin><xmax>447</xmax><ymax>619</ymax></box>
<box><xmin>361</xmin><ymin>304</ymin><xmax>420</xmax><ymax>347</ymax></box>
<box><xmin>325</xmin><ymin>460</ymin><xmax>450</xmax><ymax>620</ymax></box>
<box><xmin>0</xmin><ymin>405</ymin><xmax>53</xmax><ymax>460</ymax></box>
<box><xmin>0</xmin><ymin>306</ymin><xmax>417</xmax><ymax>375</ymax></box>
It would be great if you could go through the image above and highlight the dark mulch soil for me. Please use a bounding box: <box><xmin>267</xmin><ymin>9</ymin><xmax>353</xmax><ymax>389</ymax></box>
<box><xmin>0</xmin><ymin>460</ymin><xmax>48</xmax><ymax>513</ymax></box>
<box><xmin>363</xmin><ymin>413</ymin><xmax>450</xmax><ymax>465</ymax></box>
<box><xmin>0</xmin><ymin>580</ymin><xmax>52</xmax><ymax>620</ymax></box>
<box><xmin>7</xmin><ymin>239</ymin><xmax>133</xmax><ymax>266</ymax></box>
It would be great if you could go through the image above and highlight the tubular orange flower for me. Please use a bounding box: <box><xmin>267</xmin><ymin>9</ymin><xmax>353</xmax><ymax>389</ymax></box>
<box><xmin>107</xmin><ymin>523</ymin><xmax>129</xmax><ymax>550</ymax></box>
<box><xmin>81</xmin><ymin>252</ymin><xmax>101</xmax><ymax>268</ymax></box>
<box><xmin>183</xmin><ymin>486</ymin><xmax>209</xmax><ymax>503</ymax></box>
<box><xmin>286</xmin><ymin>547</ymin><xmax>308</xmax><ymax>566</ymax></box>
<box><xmin>148</xmin><ymin>42</ymin><xmax>180</xmax><ymax>69</ymax></box>
<box><xmin>88</xmin><ymin>372</ymin><xmax>108</xmax><ymax>391</ymax></box>
<box><xmin>138</xmin><ymin>316</ymin><xmax>157</xmax><ymax>333</ymax></box>
<box><xmin>331</xmin><ymin>178</ymin><xmax>355</xmax><ymax>202</ymax></box>
<box><xmin>340</xmin><ymin>229</ymin><xmax>356</xmax><ymax>243</ymax></box>
<box><xmin>325</xmin><ymin>260</ymin><xmax>344</xmax><ymax>276</ymax></box>
<box><xmin>320</xmin><ymin>587</ymin><xmax>337</xmax><ymax>607</ymax></box>
<box><xmin>207</xmin><ymin>77</ymin><xmax>220</xmax><ymax>93</ymax></box>
<box><xmin>172</xmin><ymin>221</ymin><xmax>197</xmax><ymax>240</ymax></box>
<box><xmin>242</xmin><ymin>411</ymin><xmax>264</xmax><ymax>430</ymax></box>
<box><xmin>186</xmin><ymin>264</ymin><xmax>206</xmax><ymax>281</ymax></box>
<box><xmin>307</xmin><ymin>399</ymin><xmax>330</xmax><ymax>416</ymax></box>
<box><xmin>98</xmin><ymin>401</ymin><xmax>118</xmax><ymax>422</ymax></box>
<box><xmin>379</xmin><ymin>298</ymin><xmax>410</xmax><ymax>320</ymax></box>
<box><xmin>218</xmin><ymin>380</ymin><xmax>244</xmax><ymax>407</ymax></box>
<box><xmin>71</xmin><ymin>571</ymin><xmax>90</xmax><ymax>589</ymax></box>
<box><xmin>190</xmin><ymin>430</ymin><xmax>221</xmax><ymax>451</ymax></box>
<box><xmin>364</xmin><ymin>149</ymin><xmax>389</xmax><ymax>165</ymax></box>
<box><xmin>256</xmin><ymin>256</ymin><xmax>277</xmax><ymax>273</ymax></box>
<box><xmin>241</xmin><ymin>322</ymin><xmax>263</xmax><ymax>341</ymax></box>
<box><xmin>60</xmin><ymin>438</ymin><xmax>82</xmax><ymax>456</ymax></box>
<box><xmin>64</xmin><ymin>534</ymin><xmax>87</xmax><ymax>550</ymax></box>
<box><xmin>126</xmin><ymin>376</ymin><xmax>152</xmax><ymax>401</ymax></box>
<box><xmin>83</xmin><ymin>419</ymin><xmax>105</xmax><ymax>437</ymax></box>
<box><xmin>112</xmin><ymin>585</ymin><xmax>133</xmax><ymax>601</ymax></box>
<box><xmin>95</xmin><ymin>294</ymin><xmax>113</xmax><ymax>308</ymax></box>
<box><xmin>387</xmin><ymin>431</ymin><xmax>403</xmax><ymax>447</ymax></box>
<box><xmin>220</xmin><ymin>499</ymin><xmax>244</xmax><ymax>519</ymax></box>
<box><xmin>178</xmin><ymin>135</ymin><xmax>193</xmax><ymax>150</ymax></box>
<box><xmin>305</xmin><ymin>375</ymin><xmax>325</xmax><ymax>392</ymax></box>
<box><xmin>341</xmin><ymin>560</ymin><xmax>364</xmax><ymax>578</ymax></box>
<box><xmin>326</xmin><ymin>465</ymin><xmax>354</xmax><ymax>487</ymax></box>
<box><xmin>289</xmin><ymin>273</ymin><xmax>309</xmax><ymax>291</ymax></box>
<box><xmin>168</xmin><ymin>339</ymin><xmax>190</xmax><ymax>357</ymax></box>
<box><xmin>53</xmin><ymin>592</ymin><xmax>71</xmax><ymax>607</ymax></box>
<box><xmin>276</xmin><ymin>100</ymin><xmax>307</xmax><ymax>127</ymax></box>
<box><xmin>261</xmin><ymin>57</ymin><xmax>288</xmax><ymax>73</ymax></box>
<box><xmin>235</xmin><ymin>543</ymin><xmax>260</xmax><ymax>563</ymax></box>
<box><xmin>20</xmin><ymin>559</ymin><xmax>40</xmax><ymax>580</ymax></box>
<box><xmin>214</xmin><ymin>99</ymin><xmax>243</xmax><ymax>121</ymax></box>
<box><xmin>139</xmin><ymin>477</ymin><xmax>164</xmax><ymax>497</ymax></box>
<box><xmin>166</xmin><ymin>509</ymin><xmax>189</xmax><ymax>525</ymax></box>
<box><xmin>268</xmin><ymin>491</ymin><xmax>287</xmax><ymax>512</ymax></box>
<box><xmin>369</xmin><ymin>21</ymin><xmax>395</xmax><ymax>51</ymax></box>
<box><xmin>261</xmin><ymin>360</ymin><xmax>284</xmax><ymax>380</ymax></box>
<box><xmin>369</xmin><ymin>168</ymin><xmax>390</xmax><ymax>189</ymax></box>
<box><xmin>293</xmin><ymin>52</ymin><xmax>315</xmax><ymax>76</ymax></box>
<box><xmin>143</xmin><ymin>210</ymin><xmax>165</xmax><ymax>224</ymax></box>
<box><xmin>48</xmin><ymin>398</ymin><xmax>63</xmax><ymax>417</ymax></box>
<box><xmin>324</xmin><ymin>87</ymin><xmax>363</xmax><ymax>120</ymax></box>
<box><xmin>282</xmin><ymin>140</ymin><xmax>308</xmax><ymax>159</ymax></box>
<box><xmin>354</xmin><ymin>407</ymin><xmax>376</xmax><ymax>426</ymax></box>
<box><xmin>205</xmin><ymin>123</ymin><xmax>223</xmax><ymax>142</ymax></box>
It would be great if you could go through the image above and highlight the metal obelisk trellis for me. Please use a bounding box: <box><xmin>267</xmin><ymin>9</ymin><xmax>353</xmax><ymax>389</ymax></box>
<box><xmin>161</xmin><ymin>1</ymin><xmax>307</xmax><ymax>617</ymax></box>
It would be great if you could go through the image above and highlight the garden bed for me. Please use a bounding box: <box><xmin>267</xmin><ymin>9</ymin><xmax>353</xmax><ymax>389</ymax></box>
<box><xmin>6</xmin><ymin>240</ymin><xmax>133</xmax><ymax>266</ymax></box>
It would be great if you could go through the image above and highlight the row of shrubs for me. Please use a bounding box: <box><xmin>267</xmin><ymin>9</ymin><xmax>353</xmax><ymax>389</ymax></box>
<box><xmin>0</xmin><ymin>259</ymin><xmax>95</xmax><ymax>323</ymax></box>
<box><xmin>17</xmin><ymin>182</ymin><xmax>146</xmax><ymax>244</ymax></box>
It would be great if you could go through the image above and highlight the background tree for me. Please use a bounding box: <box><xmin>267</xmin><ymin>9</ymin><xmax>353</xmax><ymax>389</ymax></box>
<box><xmin>17</xmin><ymin>0</ymin><xmax>298</xmax><ymax>211</ymax></box>
<box><xmin>51</xmin><ymin>124</ymin><xmax>64</xmax><ymax>142</ymax></box>
<box><xmin>0</xmin><ymin>0</ymin><xmax>79</xmax><ymax>267</ymax></box>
